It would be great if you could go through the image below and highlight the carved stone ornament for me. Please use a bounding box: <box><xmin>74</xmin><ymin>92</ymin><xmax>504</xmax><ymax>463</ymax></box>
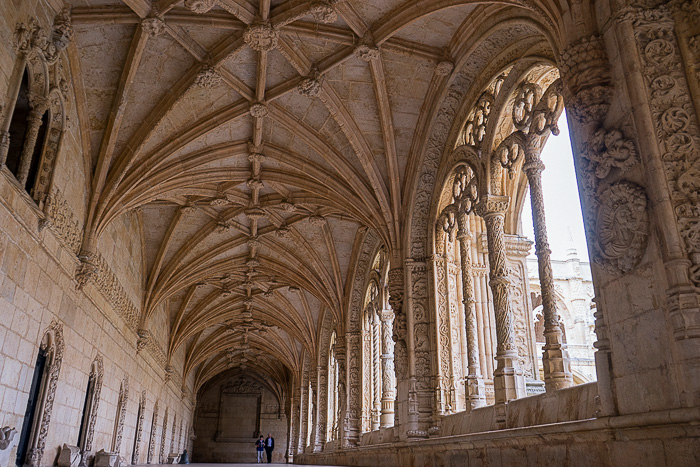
<box><xmin>309</xmin><ymin>1</ymin><xmax>338</xmax><ymax>23</ymax></box>
<box><xmin>184</xmin><ymin>0</ymin><xmax>216</xmax><ymax>14</ymax></box>
<box><xmin>194</xmin><ymin>66</ymin><xmax>222</xmax><ymax>88</ymax></box>
<box><xmin>0</xmin><ymin>427</ymin><xmax>18</xmax><ymax>467</ymax></box>
<box><xmin>249</xmin><ymin>102</ymin><xmax>269</xmax><ymax>118</ymax></box>
<box><xmin>593</xmin><ymin>181</ymin><xmax>649</xmax><ymax>273</ymax></box>
<box><xmin>142</xmin><ymin>17</ymin><xmax>166</xmax><ymax>37</ymax></box>
<box><xmin>298</xmin><ymin>74</ymin><xmax>323</xmax><ymax>97</ymax></box>
<box><xmin>43</xmin><ymin>190</ymin><xmax>82</xmax><ymax>254</ymax></box>
<box><xmin>580</xmin><ymin>128</ymin><xmax>640</xmax><ymax>193</ymax></box>
<box><xmin>76</xmin><ymin>251</ymin><xmax>139</xmax><ymax>329</ymax></box>
<box><xmin>26</xmin><ymin>321</ymin><xmax>64</xmax><ymax>467</ymax></box>
<box><xmin>57</xmin><ymin>445</ymin><xmax>80</xmax><ymax>467</ymax></box>
<box><xmin>619</xmin><ymin>4</ymin><xmax>700</xmax><ymax>285</ymax></box>
<box><xmin>435</xmin><ymin>60</ymin><xmax>455</xmax><ymax>76</ymax></box>
<box><xmin>14</xmin><ymin>7</ymin><xmax>73</xmax><ymax>64</ymax></box>
<box><xmin>558</xmin><ymin>35</ymin><xmax>613</xmax><ymax>124</ymax></box>
<box><xmin>244</xmin><ymin>22</ymin><xmax>279</xmax><ymax>51</ymax></box>
<box><xmin>354</xmin><ymin>43</ymin><xmax>380</xmax><ymax>62</ymax></box>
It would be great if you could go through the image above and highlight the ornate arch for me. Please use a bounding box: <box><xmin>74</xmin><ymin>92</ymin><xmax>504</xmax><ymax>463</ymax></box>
<box><xmin>24</xmin><ymin>320</ymin><xmax>64</xmax><ymax>467</ymax></box>
<box><xmin>81</xmin><ymin>354</ymin><xmax>103</xmax><ymax>454</ymax></box>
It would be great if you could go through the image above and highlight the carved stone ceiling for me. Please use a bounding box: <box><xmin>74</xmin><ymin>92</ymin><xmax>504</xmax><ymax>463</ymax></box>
<box><xmin>67</xmin><ymin>0</ymin><xmax>554</xmax><ymax>388</ymax></box>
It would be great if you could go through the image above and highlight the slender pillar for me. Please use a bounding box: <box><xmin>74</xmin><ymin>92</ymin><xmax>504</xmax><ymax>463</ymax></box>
<box><xmin>309</xmin><ymin>372</ymin><xmax>318</xmax><ymax>452</ymax></box>
<box><xmin>379</xmin><ymin>310</ymin><xmax>395</xmax><ymax>427</ymax></box>
<box><xmin>298</xmin><ymin>372</ymin><xmax>309</xmax><ymax>454</ymax></box>
<box><xmin>16</xmin><ymin>94</ymin><xmax>49</xmax><ymax>187</ymax></box>
<box><xmin>477</xmin><ymin>196</ymin><xmax>526</xmax><ymax>407</ymax></box>
<box><xmin>371</xmin><ymin>314</ymin><xmax>381</xmax><ymax>431</ymax></box>
<box><xmin>456</xmin><ymin>213</ymin><xmax>487</xmax><ymax>409</ymax></box>
<box><xmin>523</xmin><ymin>154</ymin><xmax>574</xmax><ymax>391</ymax></box>
<box><xmin>314</xmin><ymin>364</ymin><xmax>327</xmax><ymax>451</ymax></box>
<box><xmin>334</xmin><ymin>335</ymin><xmax>347</xmax><ymax>444</ymax></box>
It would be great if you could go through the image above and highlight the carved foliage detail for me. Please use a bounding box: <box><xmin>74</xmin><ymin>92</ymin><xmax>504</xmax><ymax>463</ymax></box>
<box><xmin>626</xmin><ymin>8</ymin><xmax>700</xmax><ymax>284</ymax></box>
<box><xmin>42</xmin><ymin>189</ymin><xmax>82</xmax><ymax>254</ymax></box>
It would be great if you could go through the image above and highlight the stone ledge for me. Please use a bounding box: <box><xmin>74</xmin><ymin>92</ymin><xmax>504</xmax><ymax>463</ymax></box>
<box><xmin>299</xmin><ymin>406</ymin><xmax>700</xmax><ymax>466</ymax></box>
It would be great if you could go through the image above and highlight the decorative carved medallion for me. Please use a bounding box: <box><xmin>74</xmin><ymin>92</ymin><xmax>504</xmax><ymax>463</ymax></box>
<box><xmin>244</xmin><ymin>22</ymin><xmax>279</xmax><ymax>52</ymax></box>
<box><xmin>594</xmin><ymin>181</ymin><xmax>649</xmax><ymax>273</ymax></box>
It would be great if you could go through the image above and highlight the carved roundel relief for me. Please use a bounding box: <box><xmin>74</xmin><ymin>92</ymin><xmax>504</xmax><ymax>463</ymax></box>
<box><xmin>593</xmin><ymin>181</ymin><xmax>649</xmax><ymax>274</ymax></box>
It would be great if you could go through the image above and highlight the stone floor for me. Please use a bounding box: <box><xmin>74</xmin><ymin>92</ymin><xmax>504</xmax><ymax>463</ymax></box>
<box><xmin>139</xmin><ymin>464</ymin><xmax>344</xmax><ymax>467</ymax></box>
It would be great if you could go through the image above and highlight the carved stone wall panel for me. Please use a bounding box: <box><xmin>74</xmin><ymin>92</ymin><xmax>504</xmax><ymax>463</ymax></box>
<box><xmin>622</xmin><ymin>6</ymin><xmax>700</xmax><ymax>285</ymax></box>
<box><xmin>42</xmin><ymin>189</ymin><xmax>82</xmax><ymax>253</ymax></box>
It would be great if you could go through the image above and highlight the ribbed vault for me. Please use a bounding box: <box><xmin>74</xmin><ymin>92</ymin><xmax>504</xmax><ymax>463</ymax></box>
<box><xmin>66</xmin><ymin>0</ymin><xmax>565</xmax><ymax>395</ymax></box>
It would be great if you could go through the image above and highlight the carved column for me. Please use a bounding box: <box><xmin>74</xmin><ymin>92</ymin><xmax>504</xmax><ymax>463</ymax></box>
<box><xmin>387</xmin><ymin>267</ymin><xmax>407</xmax><ymax>433</ymax></box>
<box><xmin>455</xmin><ymin>214</ymin><xmax>487</xmax><ymax>409</ymax></box>
<box><xmin>344</xmin><ymin>331</ymin><xmax>361</xmax><ymax>446</ymax></box>
<box><xmin>405</xmin><ymin>259</ymin><xmax>436</xmax><ymax>438</ymax></box>
<box><xmin>313</xmin><ymin>364</ymin><xmax>327</xmax><ymax>452</ymax></box>
<box><xmin>371</xmin><ymin>314</ymin><xmax>381</xmax><ymax>431</ymax></box>
<box><xmin>477</xmin><ymin>196</ymin><xmax>526</xmax><ymax>410</ymax></box>
<box><xmin>523</xmin><ymin>153</ymin><xmax>574</xmax><ymax>391</ymax></box>
<box><xmin>334</xmin><ymin>335</ymin><xmax>347</xmax><ymax>445</ymax></box>
<box><xmin>558</xmin><ymin>34</ymin><xmax>618</xmax><ymax>415</ymax></box>
<box><xmin>288</xmin><ymin>384</ymin><xmax>299</xmax><ymax>462</ymax></box>
<box><xmin>430</xmin><ymin>232</ymin><xmax>451</xmax><ymax>415</ymax></box>
<box><xmin>16</xmin><ymin>94</ymin><xmax>49</xmax><ymax>187</ymax></box>
<box><xmin>308</xmin><ymin>372</ymin><xmax>318</xmax><ymax>452</ymax></box>
<box><xmin>379</xmin><ymin>310</ymin><xmax>395</xmax><ymax>427</ymax></box>
<box><xmin>298</xmin><ymin>372</ymin><xmax>309</xmax><ymax>454</ymax></box>
<box><xmin>617</xmin><ymin>2</ymin><xmax>700</xmax><ymax>408</ymax></box>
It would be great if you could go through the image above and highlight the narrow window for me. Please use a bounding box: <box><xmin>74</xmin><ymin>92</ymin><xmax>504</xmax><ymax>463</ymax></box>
<box><xmin>15</xmin><ymin>349</ymin><xmax>47</xmax><ymax>467</ymax></box>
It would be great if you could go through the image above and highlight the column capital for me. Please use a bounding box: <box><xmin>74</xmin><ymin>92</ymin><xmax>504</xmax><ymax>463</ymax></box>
<box><xmin>557</xmin><ymin>34</ymin><xmax>612</xmax><ymax>125</ymax></box>
<box><xmin>475</xmin><ymin>195</ymin><xmax>509</xmax><ymax>217</ymax></box>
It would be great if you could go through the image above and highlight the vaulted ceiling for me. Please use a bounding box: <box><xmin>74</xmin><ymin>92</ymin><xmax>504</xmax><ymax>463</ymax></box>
<box><xmin>66</xmin><ymin>0</ymin><xmax>563</xmax><ymax>392</ymax></box>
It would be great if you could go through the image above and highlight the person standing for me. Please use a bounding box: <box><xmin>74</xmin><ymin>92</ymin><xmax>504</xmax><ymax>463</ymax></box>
<box><xmin>255</xmin><ymin>435</ymin><xmax>265</xmax><ymax>463</ymax></box>
<box><xmin>264</xmin><ymin>433</ymin><xmax>275</xmax><ymax>463</ymax></box>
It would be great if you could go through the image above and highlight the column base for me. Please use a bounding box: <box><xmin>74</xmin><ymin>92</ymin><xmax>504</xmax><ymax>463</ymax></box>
<box><xmin>493</xmin><ymin>353</ymin><xmax>526</xmax><ymax>404</ymax></box>
<box><xmin>465</xmin><ymin>374</ymin><xmax>487</xmax><ymax>410</ymax></box>
<box><xmin>542</xmin><ymin>345</ymin><xmax>574</xmax><ymax>391</ymax></box>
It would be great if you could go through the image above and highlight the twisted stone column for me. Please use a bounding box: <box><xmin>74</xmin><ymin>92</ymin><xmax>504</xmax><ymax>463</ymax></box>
<box><xmin>477</xmin><ymin>196</ymin><xmax>525</xmax><ymax>406</ymax></box>
<box><xmin>379</xmin><ymin>310</ymin><xmax>395</xmax><ymax>427</ymax></box>
<box><xmin>523</xmin><ymin>154</ymin><xmax>573</xmax><ymax>391</ymax></box>
<box><xmin>16</xmin><ymin>94</ymin><xmax>49</xmax><ymax>187</ymax></box>
<box><xmin>456</xmin><ymin>214</ymin><xmax>486</xmax><ymax>409</ymax></box>
<box><xmin>371</xmin><ymin>315</ymin><xmax>381</xmax><ymax>431</ymax></box>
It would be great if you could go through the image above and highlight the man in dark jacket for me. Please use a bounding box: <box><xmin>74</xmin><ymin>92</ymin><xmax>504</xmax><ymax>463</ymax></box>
<box><xmin>264</xmin><ymin>433</ymin><xmax>275</xmax><ymax>463</ymax></box>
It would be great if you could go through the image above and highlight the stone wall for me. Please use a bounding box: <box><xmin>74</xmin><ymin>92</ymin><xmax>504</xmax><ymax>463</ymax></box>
<box><xmin>0</xmin><ymin>2</ymin><xmax>194</xmax><ymax>465</ymax></box>
<box><xmin>193</xmin><ymin>373</ymin><xmax>288</xmax><ymax>463</ymax></box>
<box><xmin>0</xmin><ymin>169</ymin><xmax>193</xmax><ymax>465</ymax></box>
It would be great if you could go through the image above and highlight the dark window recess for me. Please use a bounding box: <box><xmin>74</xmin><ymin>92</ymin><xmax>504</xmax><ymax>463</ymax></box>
<box><xmin>77</xmin><ymin>375</ymin><xmax>95</xmax><ymax>450</ymax></box>
<box><xmin>25</xmin><ymin>111</ymin><xmax>47</xmax><ymax>195</ymax></box>
<box><xmin>5</xmin><ymin>68</ymin><xmax>50</xmax><ymax>197</ymax></box>
<box><xmin>6</xmin><ymin>71</ymin><xmax>30</xmax><ymax>176</ymax></box>
<box><xmin>16</xmin><ymin>349</ymin><xmax>47</xmax><ymax>467</ymax></box>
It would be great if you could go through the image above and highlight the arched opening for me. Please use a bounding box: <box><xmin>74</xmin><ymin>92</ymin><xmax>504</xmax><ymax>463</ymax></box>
<box><xmin>15</xmin><ymin>348</ymin><xmax>46</xmax><ymax>467</ymax></box>
<box><xmin>359</xmin><ymin>249</ymin><xmax>395</xmax><ymax>433</ymax></box>
<box><xmin>4</xmin><ymin>67</ymin><xmax>50</xmax><ymax>197</ymax></box>
<box><xmin>6</xmin><ymin>70</ymin><xmax>30</xmax><ymax>177</ymax></box>
<box><xmin>132</xmin><ymin>393</ymin><xmax>145</xmax><ymax>465</ymax></box>
<box><xmin>521</xmin><ymin>114</ymin><xmax>597</xmax><ymax>386</ymax></box>
<box><xmin>111</xmin><ymin>378</ymin><xmax>129</xmax><ymax>454</ymax></box>
<box><xmin>77</xmin><ymin>356</ymin><xmax>103</xmax><ymax>463</ymax></box>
